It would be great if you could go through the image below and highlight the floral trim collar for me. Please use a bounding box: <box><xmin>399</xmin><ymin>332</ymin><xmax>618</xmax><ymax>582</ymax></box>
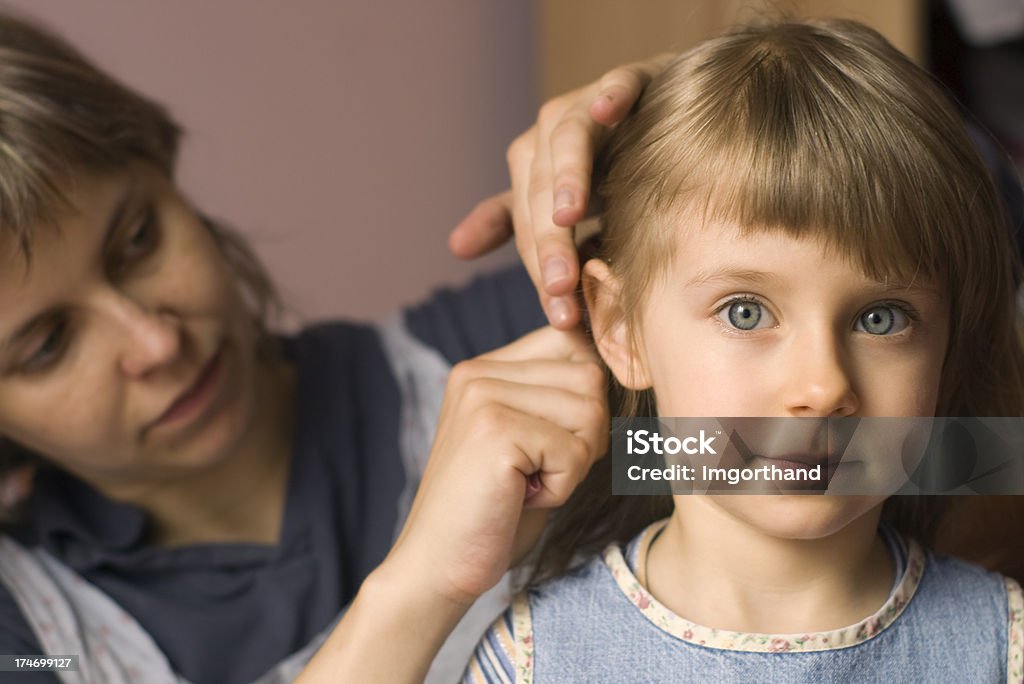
<box><xmin>602</xmin><ymin>519</ymin><xmax>925</xmax><ymax>654</ymax></box>
<box><xmin>1007</xmin><ymin>578</ymin><xmax>1023</xmax><ymax>683</ymax></box>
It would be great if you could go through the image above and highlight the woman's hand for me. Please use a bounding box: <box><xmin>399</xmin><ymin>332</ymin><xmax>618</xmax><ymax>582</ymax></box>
<box><xmin>386</xmin><ymin>325</ymin><xmax>608</xmax><ymax>605</ymax></box>
<box><xmin>297</xmin><ymin>327</ymin><xmax>607</xmax><ymax>683</ymax></box>
<box><xmin>448</xmin><ymin>55</ymin><xmax>671</xmax><ymax>328</ymax></box>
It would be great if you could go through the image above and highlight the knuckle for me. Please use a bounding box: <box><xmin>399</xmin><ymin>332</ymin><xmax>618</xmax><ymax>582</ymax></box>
<box><xmin>506</xmin><ymin>134</ymin><xmax>527</xmax><ymax>169</ymax></box>
<box><xmin>598</xmin><ymin>70</ymin><xmax>626</xmax><ymax>93</ymax></box>
<box><xmin>537</xmin><ymin>98</ymin><xmax>565</xmax><ymax>127</ymax></box>
<box><xmin>473</xmin><ymin>402</ymin><xmax>506</xmax><ymax>434</ymax></box>
<box><xmin>552</xmin><ymin>162</ymin><xmax>584</xmax><ymax>188</ymax></box>
<box><xmin>505</xmin><ymin>131</ymin><xmax>532</xmax><ymax>169</ymax></box>
<box><xmin>448</xmin><ymin>359</ymin><xmax>477</xmax><ymax>387</ymax></box>
<box><xmin>603</xmin><ymin>64</ymin><xmax>643</xmax><ymax>89</ymax></box>
<box><xmin>550</xmin><ymin>115</ymin><xmax>579</xmax><ymax>140</ymax></box>
<box><xmin>462</xmin><ymin>375</ymin><xmax>496</xmax><ymax>405</ymax></box>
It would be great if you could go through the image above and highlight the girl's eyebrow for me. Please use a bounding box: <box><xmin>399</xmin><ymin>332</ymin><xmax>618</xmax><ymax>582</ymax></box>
<box><xmin>0</xmin><ymin>179</ymin><xmax>137</xmax><ymax>354</ymax></box>
<box><xmin>685</xmin><ymin>266</ymin><xmax>944</xmax><ymax>298</ymax></box>
<box><xmin>685</xmin><ymin>268</ymin><xmax>778</xmax><ymax>288</ymax></box>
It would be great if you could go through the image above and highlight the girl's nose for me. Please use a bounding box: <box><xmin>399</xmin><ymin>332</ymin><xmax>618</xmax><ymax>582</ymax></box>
<box><xmin>782</xmin><ymin>329</ymin><xmax>859</xmax><ymax>417</ymax></box>
<box><xmin>112</xmin><ymin>296</ymin><xmax>182</xmax><ymax>378</ymax></box>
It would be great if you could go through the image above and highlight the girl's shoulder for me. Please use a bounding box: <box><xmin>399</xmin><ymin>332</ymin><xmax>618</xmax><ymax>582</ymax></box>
<box><xmin>922</xmin><ymin>548</ymin><xmax>1023</xmax><ymax>682</ymax></box>
<box><xmin>922</xmin><ymin>544</ymin><xmax>1023</xmax><ymax>613</ymax></box>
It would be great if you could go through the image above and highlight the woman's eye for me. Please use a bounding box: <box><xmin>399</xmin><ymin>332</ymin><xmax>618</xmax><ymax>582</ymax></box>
<box><xmin>856</xmin><ymin>305</ymin><xmax>910</xmax><ymax>335</ymax></box>
<box><xmin>126</xmin><ymin>211</ymin><xmax>157</xmax><ymax>254</ymax></box>
<box><xmin>21</xmin><ymin>320</ymin><xmax>69</xmax><ymax>373</ymax></box>
<box><xmin>718</xmin><ymin>298</ymin><xmax>775</xmax><ymax>331</ymax></box>
<box><xmin>123</xmin><ymin>210</ymin><xmax>159</xmax><ymax>260</ymax></box>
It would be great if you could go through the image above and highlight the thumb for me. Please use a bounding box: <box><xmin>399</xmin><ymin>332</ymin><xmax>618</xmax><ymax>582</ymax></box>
<box><xmin>449</xmin><ymin>191</ymin><xmax>513</xmax><ymax>259</ymax></box>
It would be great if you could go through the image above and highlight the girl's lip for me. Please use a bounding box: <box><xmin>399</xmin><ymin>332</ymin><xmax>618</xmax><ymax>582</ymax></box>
<box><xmin>152</xmin><ymin>343</ymin><xmax>225</xmax><ymax>429</ymax></box>
<box><xmin>758</xmin><ymin>453</ymin><xmax>842</xmax><ymax>467</ymax></box>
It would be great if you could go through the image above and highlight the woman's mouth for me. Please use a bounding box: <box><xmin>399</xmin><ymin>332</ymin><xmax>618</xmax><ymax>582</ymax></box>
<box><xmin>151</xmin><ymin>342</ymin><xmax>226</xmax><ymax>431</ymax></box>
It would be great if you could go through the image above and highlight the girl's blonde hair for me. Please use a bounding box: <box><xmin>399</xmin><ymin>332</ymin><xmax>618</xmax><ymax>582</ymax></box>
<box><xmin>529</xmin><ymin>18</ymin><xmax>1024</xmax><ymax>584</ymax></box>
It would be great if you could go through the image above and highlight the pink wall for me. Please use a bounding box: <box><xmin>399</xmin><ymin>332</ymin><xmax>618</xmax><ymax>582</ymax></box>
<box><xmin>11</xmin><ymin>2</ymin><xmax>536</xmax><ymax>323</ymax></box>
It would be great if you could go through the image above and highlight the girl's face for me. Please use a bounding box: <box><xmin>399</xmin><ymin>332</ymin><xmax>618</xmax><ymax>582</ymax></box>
<box><xmin>0</xmin><ymin>164</ymin><xmax>261</xmax><ymax>492</ymax></box>
<box><xmin>588</xmin><ymin>218</ymin><xmax>950</xmax><ymax>539</ymax></box>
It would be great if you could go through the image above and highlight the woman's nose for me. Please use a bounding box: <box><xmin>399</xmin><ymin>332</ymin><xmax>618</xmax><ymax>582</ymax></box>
<box><xmin>782</xmin><ymin>329</ymin><xmax>859</xmax><ymax>417</ymax></box>
<box><xmin>110</xmin><ymin>296</ymin><xmax>182</xmax><ymax>378</ymax></box>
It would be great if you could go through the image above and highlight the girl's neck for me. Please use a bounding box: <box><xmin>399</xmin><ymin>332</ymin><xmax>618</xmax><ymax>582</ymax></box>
<box><xmin>645</xmin><ymin>498</ymin><xmax>893</xmax><ymax>634</ymax></box>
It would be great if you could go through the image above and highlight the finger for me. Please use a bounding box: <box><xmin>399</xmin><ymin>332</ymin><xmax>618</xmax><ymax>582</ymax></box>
<box><xmin>458</xmin><ymin>379</ymin><xmax>607</xmax><ymax>440</ymax></box>
<box><xmin>527</xmin><ymin>131</ymin><xmax>583</xmax><ymax>323</ymax></box>
<box><xmin>448</xmin><ymin>191</ymin><xmax>513</xmax><ymax>259</ymax></box>
<box><xmin>480</xmin><ymin>326</ymin><xmax>597</xmax><ymax>363</ymax></box>
<box><xmin>549</xmin><ymin>108</ymin><xmax>599</xmax><ymax>229</ymax></box>
<box><xmin>441</xmin><ymin>402</ymin><xmax>602</xmax><ymax>497</ymax></box>
<box><xmin>526</xmin><ymin>101</ymin><xmax>585</xmax><ymax>325</ymax></box>
<box><xmin>510</xmin><ymin>129</ymin><xmax>581</xmax><ymax>328</ymax></box>
<box><xmin>448</xmin><ymin>357</ymin><xmax>605</xmax><ymax>394</ymax></box>
<box><xmin>589</xmin><ymin>54</ymin><xmax>673</xmax><ymax>126</ymax></box>
<box><xmin>507</xmin><ymin>128</ymin><xmax>542</xmax><ymax>288</ymax></box>
<box><xmin>505</xmin><ymin>412</ymin><xmax>603</xmax><ymax>509</ymax></box>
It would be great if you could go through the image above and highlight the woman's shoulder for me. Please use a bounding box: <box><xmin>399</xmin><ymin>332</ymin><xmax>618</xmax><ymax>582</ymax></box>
<box><xmin>0</xmin><ymin>541</ymin><xmax>50</xmax><ymax>667</ymax></box>
<box><xmin>290</xmin><ymin>264</ymin><xmax>544</xmax><ymax>370</ymax></box>
<box><xmin>281</xmin><ymin>320</ymin><xmax>402</xmax><ymax>425</ymax></box>
<box><xmin>282</xmin><ymin>320</ymin><xmax>388</xmax><ymax>366</ymax></box>
<box><xmin>401</xmin><ymin>265</ymin><xmax>544</xmax><ymax>364</ymax></box>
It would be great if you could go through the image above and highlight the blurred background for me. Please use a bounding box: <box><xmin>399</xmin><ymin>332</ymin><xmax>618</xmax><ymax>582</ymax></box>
<box><xmin>7</xmin><ymin>0</ymin><xmax>1021</xmax><ymax>325</ymax></box>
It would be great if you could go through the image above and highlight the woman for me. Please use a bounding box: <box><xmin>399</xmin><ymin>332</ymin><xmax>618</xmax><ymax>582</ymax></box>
<box><xmin>0</xmin><ymin>10</ymin><xmax>657</xmax><ymax>683</ymax></box>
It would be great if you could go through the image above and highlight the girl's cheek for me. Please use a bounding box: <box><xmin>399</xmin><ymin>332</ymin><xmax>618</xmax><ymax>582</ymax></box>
<box><xmin>652</xmin><ymin>355</ymin><xmax>765</xmax><ymax>416</ymax></box>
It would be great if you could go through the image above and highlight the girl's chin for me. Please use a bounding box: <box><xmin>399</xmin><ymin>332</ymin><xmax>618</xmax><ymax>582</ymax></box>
<box><xmin>711</xmin><ymin>495</ymin><xmax>886</xmax><ymax>541</ymax></box>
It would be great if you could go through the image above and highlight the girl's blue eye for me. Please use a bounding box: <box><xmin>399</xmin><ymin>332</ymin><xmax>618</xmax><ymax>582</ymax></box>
<box><xmin>719</xmin><ymin>298</ymin><xmax>774</xmax><ymax>331</ymax></box>
<box><xmin>856</xmin><ymin>305</ymin><xmax>909</xmax><ymax>335</ymax></box>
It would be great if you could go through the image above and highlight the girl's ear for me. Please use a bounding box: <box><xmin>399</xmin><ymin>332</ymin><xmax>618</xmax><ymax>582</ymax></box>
<box><xmin>582</xmin><ymin>259</ymin><xmax>651</xmax><ymax>390</ymax></box>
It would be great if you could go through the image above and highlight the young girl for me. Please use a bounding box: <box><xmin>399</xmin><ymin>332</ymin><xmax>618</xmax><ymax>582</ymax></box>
<box><xmin>465</xmin><ymin>18</ymin><xmax>1024</xmax><ymax>682</ymax></box>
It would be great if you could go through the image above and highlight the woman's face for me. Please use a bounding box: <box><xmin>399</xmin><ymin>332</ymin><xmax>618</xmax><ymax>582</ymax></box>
<box><xmin>0</xmin><ymin>164</ymin><xmax>261</xmax><ymax>492</ymax></box>
<box><xmin>589</xmin><ymin>217</ymin><xmax>951</xmax><ymax>539</ymax></box>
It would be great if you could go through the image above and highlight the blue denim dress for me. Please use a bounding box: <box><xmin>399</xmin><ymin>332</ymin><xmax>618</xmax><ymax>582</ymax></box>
<box><xmin>465</xmin><ymin>521</ymin><xmax>1023</xmax><ymax>683</ymax></box>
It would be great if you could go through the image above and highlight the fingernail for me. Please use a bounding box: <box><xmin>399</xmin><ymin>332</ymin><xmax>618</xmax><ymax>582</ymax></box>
<box><xmin>543</xmin><ymin>257</ymin><xmax>569</xmax><ymax>287</ymax></box>
<box><xmin>554</xmin><ymin>188</ymin><xmax>574</xmax><ymax>212</ymax></box>
<box><xmin>547</xmin><ymin>297</ymin><xmax>571</xmax><ymax>326</ymax></box>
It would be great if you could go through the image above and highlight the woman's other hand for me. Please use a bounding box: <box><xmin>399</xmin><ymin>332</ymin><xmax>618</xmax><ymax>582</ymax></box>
<box><xmin>448</xmin><ymin>55</ymin><xmax>670</xmax><ymax>328</ymax></box>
